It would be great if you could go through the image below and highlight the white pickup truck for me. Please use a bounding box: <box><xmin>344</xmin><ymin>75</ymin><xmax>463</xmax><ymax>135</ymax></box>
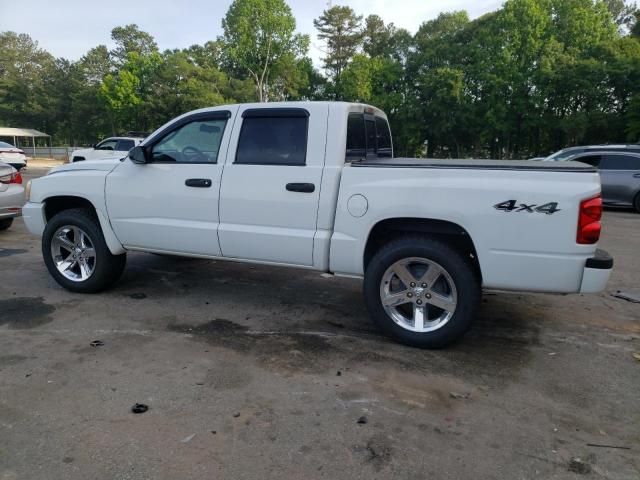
<box><xmin>22</xmin><ymin>102</ymin><xmax>613</xmax><ymax>348</ymax></box>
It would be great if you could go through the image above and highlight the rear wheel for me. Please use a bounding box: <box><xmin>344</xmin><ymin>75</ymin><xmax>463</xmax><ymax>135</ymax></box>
<box><xmin>634</xmin><ymin>192</ymin><xmax>640</xmax><ymax>214</ymax></box>
<box><xmin>42</xmin><ymin>208</ymin><xmax>126</xmax><ymax>293</ymax></box>
<box><xmin>0</xmin><ymin>218</ymin><xmax>14</xmax><ymax>231</ymax></box>
<box><xmin>363</xmin><ymin>236</ymin><xmax>480</xmax><ymax>348</ymax></box>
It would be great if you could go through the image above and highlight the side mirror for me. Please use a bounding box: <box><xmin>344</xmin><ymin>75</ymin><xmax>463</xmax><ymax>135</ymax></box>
<box><xmin>128</xmin><ymin>145</ymin><xmax>148</xmax><ymax>164</ymax></box>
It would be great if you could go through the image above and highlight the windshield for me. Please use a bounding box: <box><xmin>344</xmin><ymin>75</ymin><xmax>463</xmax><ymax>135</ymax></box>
<box><xmin>0</xmin><ymin>141</ymin><xmax>15</xmax><ymax>148</ymax></box>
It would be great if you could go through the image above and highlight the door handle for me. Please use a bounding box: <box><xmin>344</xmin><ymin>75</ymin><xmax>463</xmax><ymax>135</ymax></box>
<box><xmin>286</xmin><ymin>182</ymin><xmax>315</xmax><ymax>193</ymax></box>
<box><xmin>185</xmin><ymin>178</ymin><xmax>212</xmax><ymax>188</ymax></box>
<box><xmin>633</xmin><ymin>173</ymin><xmax>640</xmax><ymax>178</ymax></box>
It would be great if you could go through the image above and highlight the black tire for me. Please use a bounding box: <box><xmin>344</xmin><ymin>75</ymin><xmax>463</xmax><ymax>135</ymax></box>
<box><xmin>363</xmin><ymin>235</ymin><xmax>480</xmax><ymax>349</ymax></box>
<box><xmin>634</xmin><ymin>192</ymin><xmax>640</xmax><ymax>214</ymax></box>
<box><xmin>42</xmin><ymin>208</ymin><xmax>126</xmax><ymax>293</ymax></box>
<box><xmin>0</xmin><ymin>218</ymin><xmax>14</xmax><ymax>231</ymax></box>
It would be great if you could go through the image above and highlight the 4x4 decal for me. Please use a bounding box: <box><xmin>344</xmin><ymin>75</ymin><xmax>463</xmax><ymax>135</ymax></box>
<box><xmin>494</xmin><ymin>200</ymin><xmax>561</xmax><ymax>215</ymax></box>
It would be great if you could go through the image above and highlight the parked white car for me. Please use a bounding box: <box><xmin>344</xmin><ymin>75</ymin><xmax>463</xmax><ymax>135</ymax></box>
<box><xmin>70</xmin><ymin>136</ymin><xmax>144</xmax><ymax>163</ymax></box>
<box><xmin>0</xmin><ymin>162</ymin><xmax>24</xmax><ymax>231</ymax></box>
<box><xmin>22</xmin><ymin>102</ymin><xmax>613</xmax><ymax>348</ymax></box>
<box><xmin>0</xmin><ymin>141</ymin><xmax>27</xmax><ymax>170</ymax></box>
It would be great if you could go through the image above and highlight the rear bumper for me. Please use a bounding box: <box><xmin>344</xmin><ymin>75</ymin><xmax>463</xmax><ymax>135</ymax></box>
<box><xmin>21</xmin><ymin>201</ymin><xmax>46</xmax><ymax>235</ymax></box>
<box><xmin>580</xmin><ymin>249</ymin><xmax>613</xmax><ymax>293</ymax></box>
<box><xmin>0</xmin><ymin>206</ymin><xmax>22</xmax><ymax>219</ymax></box>
<box><xmin>0</xmin><ymin>184</ymin><xmax>25</xmax><ymax>219</ymax></box>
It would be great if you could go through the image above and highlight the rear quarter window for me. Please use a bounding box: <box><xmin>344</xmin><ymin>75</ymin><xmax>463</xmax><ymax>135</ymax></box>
<box><xmin>346</xmin><ymin>112</ymin><xmax>393</xmax><ymax>161</ymax></box>
<box><xmin>346</xmin><ymin>113</ymin><xmax>366</xmax><ymax>161</ymax></box>
<box><xmin>375</xmin><ymin>117</ymin><xmax>392</xmax><ymax>158</ymax></box>
<box><xmin>575</xmin><ymin>155</ymin><xmax>602</xmax><ymax>167</ymax></box>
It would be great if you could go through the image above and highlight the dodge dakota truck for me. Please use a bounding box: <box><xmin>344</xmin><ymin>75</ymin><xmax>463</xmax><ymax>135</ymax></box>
<box><xmin>22</xmin><ymin>102</ymin><xmax>613</xmax><ymax>348</ymax></box>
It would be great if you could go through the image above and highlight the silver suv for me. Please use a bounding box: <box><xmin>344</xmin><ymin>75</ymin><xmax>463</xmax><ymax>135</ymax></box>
<box><xmin>571</xmin><ymin>152</ymin><xmax>640</xmax><ymax>212</ymax></box>
<box><xmin>544</xmin><ymin>144</ymin><xmax>640</xmax><ymax>162</ymax></box>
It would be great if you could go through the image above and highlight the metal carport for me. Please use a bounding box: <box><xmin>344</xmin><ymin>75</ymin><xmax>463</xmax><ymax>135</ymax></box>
<box><xmin>0</xmin><ymin>127</ymin><xmax>52</xmax><ymax>158</ymax></box>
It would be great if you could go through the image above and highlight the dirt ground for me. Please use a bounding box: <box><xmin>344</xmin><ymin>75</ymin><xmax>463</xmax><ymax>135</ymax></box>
<box><xmin>1</xmin><ymin>168</ymin><xmax>639</xmax><ymax>480</ymax></box>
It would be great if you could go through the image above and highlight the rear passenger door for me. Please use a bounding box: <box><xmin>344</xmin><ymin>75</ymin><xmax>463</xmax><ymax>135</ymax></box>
<box><xmin>218</xmin><ymin>105</ymin><xmax>328</xmax><ymax>266</ymax></box>
<box><xmin>599</xmin><ymin>154</ymin><xmax>640</xmax><ymax>204</ymax></box>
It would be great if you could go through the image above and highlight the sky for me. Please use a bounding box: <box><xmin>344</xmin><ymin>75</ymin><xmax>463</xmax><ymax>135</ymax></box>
<box><xmin>0</xmin><ymin>0</ymin><xmax>502</xmax><ymax>65</ymax></box>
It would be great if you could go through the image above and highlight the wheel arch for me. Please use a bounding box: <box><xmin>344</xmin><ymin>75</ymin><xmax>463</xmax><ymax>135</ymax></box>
<box><xmin>633</xmin><ymin>190</ymin><xmax>640</xmax><ymax>213</ymax></box>
<box><xmin>43</xmin><ymin>195</ymin><xmax>125</xmax><ymax>255</ymax></box>
<box><xmin>363</xmin><ymin>217</ymin><xmax>482</xmax><ymax>280</ymax></box>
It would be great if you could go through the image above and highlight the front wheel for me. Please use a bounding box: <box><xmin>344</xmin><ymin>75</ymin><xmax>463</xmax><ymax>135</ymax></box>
<box><xmin>42</xmin><ymin>208</ymin><xmax>126</xmax><ymax>293</ymax></box>
<box><xmin>363</xmin><ymin>236</ymin><xmax>480</xmax><ymax>348</ymax></box>
<box><xmin>634</xmin><ymin>192</ymin><xmax>640</xmax><ymax>214</ymax></box>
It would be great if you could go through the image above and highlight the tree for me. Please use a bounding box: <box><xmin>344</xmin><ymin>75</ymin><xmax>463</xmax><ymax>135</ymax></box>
<box><xmin>314</xmin><ymin>6</ymin><xmax>363</xmax><ymax>81</ymax></box>
<box><xmin>147</xmin><ymin>50</ymin><xmax>230</xmax><ymax>124</ymax></box>
<box><xmin>110</xmin><ymin>24</ymin><xmax>158</xmax><ymax>66</ymax></box>
<box><xmin>0</xmin><ymin>32</ymin><xmax>57</xmax><ymax>134</ymax></box>
<box><xmin>221</xmin><ymin>0</ymin><xmax>308</xmax><ymax>102</ymax></box>
<box><xmin>632</xmin><ymin>9</ymin><xmax>640</xmax><ymax>35</ymax></box>
<box><xmin>362</xmin><ymin>15</ymin><xmax>395</xmax><ymax>58</ymax></box>
<box><xmin>604</xmin><ymin>0</ymin><xmax>638</xmax><ymax>31</ymax></box>
<box><xmin>184</xmin><ymin>41</ymin><xmax>223</xmax><ymax>70</ymax></box>
<box><xmin>2</xmin><ymin>2</ymin><xmax>640</xmax><ymax>155</ymax></box>
<box><xmin>626</xmin><ymin>94</ymin><xmax>640</xmax><ymax>140</ymax></box>
<box><xmin>98</xmin><ymin>51</ymin><xmax>162</xmax><ymax>133</ymax></box>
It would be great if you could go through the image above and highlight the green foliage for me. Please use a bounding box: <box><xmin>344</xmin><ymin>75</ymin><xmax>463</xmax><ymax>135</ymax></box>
<box><xmin>314</xmin><ymin>6</ymin><xmax>363</xmax><ymax>82</ymax></box>
<box><xmin>400</xmin><ymin>0</ymin><xmax>640</xmax><ymax>157</ymax></box>
<box><xmin>221</xmin><ymin>0</ymin><xmax>309</xmax><ymax>101</ymax></box>
<box><xmin>1</xmin><ymin>0</ymin><xmax>639</xmax><ymax>156</ymax></box>
<box><xmin>626</xmin><ymin>94</ymin><xmax>640</xmax><ymax>140</ymax></box>
<box><xmin>604</xmin><ymin>0</ymin><xmax>638</xmax><ymax>30</ymax></box>
<box><xmin>110</xmin><ymin>24</ymin><xmax>158</xmax><ymax>66</ymax></box>
<box><xmin>0</xmin><ymin>32</ymin><xmax>55</xmax><ymax>130</ymax></box>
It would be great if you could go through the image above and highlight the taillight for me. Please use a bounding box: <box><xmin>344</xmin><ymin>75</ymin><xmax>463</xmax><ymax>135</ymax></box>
<box><xmin>0</xmin><ymin>169</ymin><xmax>22</xmax><ymax>185</ymax></box>
<box><xmin>577</xmin><ymin>195</ymin><xmax>602</xmax><ymax>244</ymax></box>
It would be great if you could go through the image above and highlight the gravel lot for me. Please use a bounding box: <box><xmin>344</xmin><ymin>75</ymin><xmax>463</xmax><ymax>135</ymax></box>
<box><xmin>1</xmin><ymin>167</ymin><xmax>639</xmax><ymax>479</ymax></box>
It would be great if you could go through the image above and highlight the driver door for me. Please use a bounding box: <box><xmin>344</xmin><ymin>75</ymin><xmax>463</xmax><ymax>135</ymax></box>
<box><xmin>105</xmin><ymin>109</ymin><xmax>235</xmax><ymax>256</ymax></box>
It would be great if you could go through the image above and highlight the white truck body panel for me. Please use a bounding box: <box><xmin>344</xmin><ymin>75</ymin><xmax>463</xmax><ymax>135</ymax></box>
<box><xmin>331</xmin><ymin>164</ymin><xmax>601</xmax><ymax>292</ymax></box>
<box><xmin>22</xmin><ymin>101</ymin><xmax>610</xmax><ymax>296</ymax></box>
<box><xmin>23</xmin><ymin>160</ymin><xmax>126</xmax><ymax>255</ymax></box>
<box><xmin>217</xmin><ymin>103</ymin><xmax>329</xmax><ymax>266</ymax></box>
<box><xmin>102</xmin><ymin>106</ymin><xmax>240</xmax><ymax>257</ymax></box>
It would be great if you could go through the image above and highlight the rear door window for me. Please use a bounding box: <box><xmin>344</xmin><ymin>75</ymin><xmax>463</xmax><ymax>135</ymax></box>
<box><xmin>601</xmin><ymin>155</ymin><xmax>640</xmax><ymax>170</ymax></box>
<box><xmin>116</xmin><ymin>139</ymin><xmax>135</xmax><ymax>151</ymax></box>
<box><xmin>235</xmin><ymin>110</ymin><xmax>308</xmax><ymax>166</ymax></box>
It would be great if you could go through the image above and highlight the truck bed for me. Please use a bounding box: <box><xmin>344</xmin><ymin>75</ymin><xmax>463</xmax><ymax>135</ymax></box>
<box><xmin>351</xmin><ymin>158</ymin><xmax>596</xmax><ymax>172</ymax></box>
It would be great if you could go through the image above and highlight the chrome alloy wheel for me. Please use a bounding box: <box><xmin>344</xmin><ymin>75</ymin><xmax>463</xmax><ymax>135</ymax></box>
<box><xmin>50</xmin><ymin>226</ymin><xmax>96</xmax><ymax>282</ymax></box>
<box><xmin>379</xmin><ymin>257</ymin><xmax>458</xmax><ymax>333</ymax></box>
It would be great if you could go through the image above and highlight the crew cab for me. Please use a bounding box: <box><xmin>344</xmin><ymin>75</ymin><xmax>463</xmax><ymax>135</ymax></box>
<box><xmin>22</xmin><ymin>102</ymin><xmax>613</xmax><ymax>348</ymax></box>
<box><xmin>70</xmin><ymin>135</ymin><xmax>145</xmax><ymax>163</ymax></box>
